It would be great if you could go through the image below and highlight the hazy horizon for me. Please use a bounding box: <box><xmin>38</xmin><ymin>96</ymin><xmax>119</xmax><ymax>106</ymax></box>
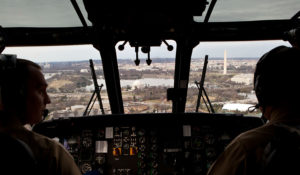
<box><xmin>36</xmin><ymin>56</ymin><xmax>260</xmax><ymax>64</ymax></box>
<box><xmin>3</xmin><ymin>40</ymin><xmax>291</xmax><ymax>63</ymax></box>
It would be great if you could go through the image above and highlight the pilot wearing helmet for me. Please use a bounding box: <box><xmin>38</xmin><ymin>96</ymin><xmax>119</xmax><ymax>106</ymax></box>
<box><xmin>207</xmin><ymin>45</ymin><xmax>300</xmax><ymax>175</ymax></box>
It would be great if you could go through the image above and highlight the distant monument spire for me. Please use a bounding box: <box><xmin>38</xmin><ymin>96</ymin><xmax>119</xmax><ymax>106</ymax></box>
<box><xmin>223</xmin><ymin>49</ymin><xmax>227</xmax><ymax>75</ymax></box>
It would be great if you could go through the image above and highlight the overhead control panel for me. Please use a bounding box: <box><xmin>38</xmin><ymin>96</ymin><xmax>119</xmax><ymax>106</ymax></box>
<box><xmin>33</xmin><ymin>113</ymin><xmax>263</xmax><ymax>175</ymax></box>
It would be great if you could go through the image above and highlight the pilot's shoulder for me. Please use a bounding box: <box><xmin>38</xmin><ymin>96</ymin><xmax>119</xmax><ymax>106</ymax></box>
<box><xmin>30</xmin><ymin>130</ymin><xmax>66</xmax><ymax>151</ymax></box>
<box><xmin>19</xmin><ymin>127</ymin><xmax>67</xmax><ymax>155</ymax></box>
<box><xmin>232</xmin><ymin>124</ymin><xmax>276</xmax><ymax>151</ymax></box>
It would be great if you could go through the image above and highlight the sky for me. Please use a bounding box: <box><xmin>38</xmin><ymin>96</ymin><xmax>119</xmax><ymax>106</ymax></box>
<box><xmin>0</xmin><ymin>0</ymin><xmax>298</xmax><ymax>62</ymax></box>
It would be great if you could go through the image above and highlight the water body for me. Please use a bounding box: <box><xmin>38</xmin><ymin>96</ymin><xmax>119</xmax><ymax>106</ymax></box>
<box><xmin>85</xmin><ymin>78</ymin><xmax>197</xmax><ymax>91</ymax></box>
<box><xmin>44</xmin><ymin>73</ymin><xmax>60</xmax><ymax>80</ymax></box>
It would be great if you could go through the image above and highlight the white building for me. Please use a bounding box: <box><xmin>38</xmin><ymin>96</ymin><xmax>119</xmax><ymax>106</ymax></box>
<box><xmin>43</xmin><ymin>63</ymin><xmax>51</xmax><ymax>69</ymax></box>
<box><xmin>231</xmin><ymin>74</ymin><xmax>253</xmax><ymax>85</ymax></box>
<box><xmin>80</xmin><ymin>69</ymin><xmax>89</xmax><ymax>73</ymax></box>
<box><xmin>222</xmin><ymin>103</ymin><xmax>254</xmax><ymax>112</ymax></box>
<box><xmin>71</xmin><ymin>105</ymin><xmax>86</xmax><ymax>111</ymax></box>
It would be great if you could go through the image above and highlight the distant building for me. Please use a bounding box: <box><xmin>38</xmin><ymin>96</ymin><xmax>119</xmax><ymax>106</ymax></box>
<box><xmin>80</xmin><ymin>69</ymin><xmax>89</xmax><ymax>73</ymax></box>
<box><xmin>222</xmin><ymin>103</ymin><xmax>254</xmax><ymax>112</ymax></box>
<box><xmin>132</xmin><ymin>80</ymin><xmax>144</xmax><ymax>89</ymax></box>
<box><xmin>231</xmin><ymin>74</ymin><xmax>253</xmax><ymax>85</ymax></box>
<box><xmin>43</xmin><ymin>63</ymin><xmax>51</xmax><ymax>69</ymax></box>
<box><xmin>71</xmin><ymin>105</ymin><xmax>86</xmax><ymax>111</ymax></box>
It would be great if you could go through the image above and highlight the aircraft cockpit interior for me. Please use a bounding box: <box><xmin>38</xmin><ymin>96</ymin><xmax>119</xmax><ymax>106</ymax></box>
<box><xmin>1</xmin><ymin>0</ymin><xmax>300</xmax><ymax>174</ymax></box>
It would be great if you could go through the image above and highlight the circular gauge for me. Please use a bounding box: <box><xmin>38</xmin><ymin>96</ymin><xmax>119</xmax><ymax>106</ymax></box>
<box><xmin>139</xmin><ymin>161</ymin><xmax>146</xmax><ymax>169</ymax></box>
<box><xmin>151</xmin><ymin>161</ymin><xmax>158</xmax><ymax>168</ymax></box>
<box><xmin>192</xmin><ymin>137</ymin><xmax>205</xmax><ymax>150</ymax></box>
<box><xmin>81</xmin><ymin>163</ymin><xmax>92</xmax><ymax>174</ymax></box>
<box><xmin>151</xmin><ymin>169</ymin><xmax>158</xmax><ymax>175</ymax></box>
<box><xmin>205</xmin><ymin>147</ymin><xmax>217</xmax><ymax>159</ymax></box>
<box><xmin>123</xmin><ymin>143</ymin><xmax>130</xmax><ymax>149</ymax></box>
<box><xmin>82</xmin><ymin>138</ymin><xmax>92</xmax><ymax>148</ymax></box>
<box><xmin>139</xmin><ymin>136</ymin><xmax>146</xmax><ymax>144</ymax></box>
<box><xmin>137</xmin><ymin>129</ymin><xmax>145</xmax><ymax>136</ymax></box>
<box><xmin>97</xmin><ymin>129</ymin><xmax>105</xmax><ymax>138</ymax></box>
<box><xmin>132</xmin><ymin>127</ymin><xmax>136</xmax><ymax>132</ymax></box>
<box><xmin>151</xmin><ymin>152</ymin><xmax>158</xmax><ymax>159</ymax></box>
<box><xmin>151</xmin><ymin>144</ymin><xmax>158</xmax><ymax>151</ymax></box>
<box><xmin>138</xmin><ymin>152</ymin><xmax>146</xmax><ymax>159</ymax></box>
<box><xmin>114</xmin><ymin>127</ymin><xmax>120</xmax><ymax>134</ymax></box>
<box><xmin>139</xmin><ymin>145</ymin><xmax>146</xmax><ymax>152</ymax></box>
<box><xmin>194</xmin><ymin>152</ymin><xmax>203</xmax><ymax>161</ymax></box>
<box><xmin>123</xmin><ymin>137</ymin><xmax>129</xmax><ymax>142</ymax></box>
<box><xmin>123</xmin><ymin>129</ymin><xmax>130</xmax><ymax>136</ymax></box>
<box><xmin>151</xmin><ymin>137</ymin><xmax>158</xmax><ymax>143</ymax></box>
<box><xmin>204</xmin><ymin>134</ymin><xmax>216</xmax><ymax>145</ymax></box>
<box><xmin>95</xmin><ymin>155</ymin><xmax>106</xmax><ymax>165</ymax></box>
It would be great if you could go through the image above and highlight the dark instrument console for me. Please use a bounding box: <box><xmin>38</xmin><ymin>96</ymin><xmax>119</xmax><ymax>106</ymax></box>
<box><xmin>33</xmin><ymin>113</ymin><xmax>263</xmax><ymax>175</ymax></box>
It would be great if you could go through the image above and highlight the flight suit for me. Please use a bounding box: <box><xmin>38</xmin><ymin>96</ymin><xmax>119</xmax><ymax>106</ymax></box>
<box><xmin>0</xmin><ymin>123</ymin><xmax>82</xmax><ymax>175</ymax></box>
<box><xmin>207</xmin><ymin>109</ymin><xmax>300</xmax><ymax>175</ymax></box>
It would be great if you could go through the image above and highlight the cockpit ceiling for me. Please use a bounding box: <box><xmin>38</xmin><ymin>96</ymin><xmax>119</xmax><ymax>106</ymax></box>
<box><xmin>0</xmin><ymin>0</ymin><xmax>299</xmax><ymax>28</ymax></box>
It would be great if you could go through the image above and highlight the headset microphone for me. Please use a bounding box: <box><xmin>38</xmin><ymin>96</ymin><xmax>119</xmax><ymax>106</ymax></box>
<box><xmin>283</xmin><ymin>28</ymin><xmax>300</xmax><ymax>48</ymax></box>
<box><xmin>43</xmin><ymin>109</ymin><xmax>49</xmax><ymax>119</ymax></box>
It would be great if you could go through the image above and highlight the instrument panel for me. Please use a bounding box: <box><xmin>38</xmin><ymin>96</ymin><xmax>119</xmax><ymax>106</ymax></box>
<box><xmin>33</xmin><ymin>113</ymin><xmax>263</xmax><ymax>175</ymax></box>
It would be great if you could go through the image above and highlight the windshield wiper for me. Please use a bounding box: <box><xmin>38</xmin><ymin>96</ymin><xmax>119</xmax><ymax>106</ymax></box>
<box><xmin>70</xmin><ymin>0</ymin><xmax>88</xmax><ymax>28</ymax></box>
<box><xmin>204</xmin><ymin>0</ymin><xmax>218</xmax><ymax>23</ymax></box>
